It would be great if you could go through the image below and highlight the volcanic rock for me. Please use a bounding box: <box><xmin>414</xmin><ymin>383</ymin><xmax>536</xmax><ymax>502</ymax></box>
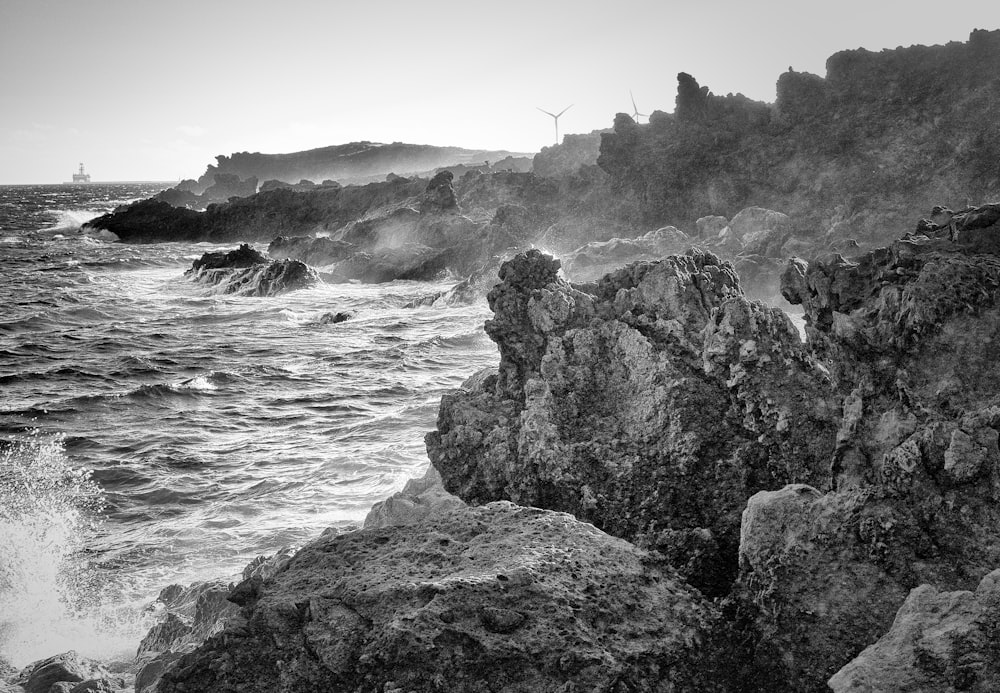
<box><xmin>154</xmin><ymin>502</ymin><xmax>731</xmax><ymax>693</ymax></box>
<box><xmin>419</xmin><ymin>170</ymin><xmax>458</xmax><ymax>212</ymax></box>
<box><xmin>189</xmin><ymin>244</ymin><xmax>266</xmax><ymax>271</ymax></box>
<box><xmin>185</xmin><ymin>247</ymin><xmax>320</xmax><ymax>296</ymax></box>
<box><xmin>828</xmin><ymin>569</ymin><xmax>1000</xmax><ymax>692</ymax></box>
<box><xmin>427</xmin><ymin>249</ymin><xmax>838</xmax><ymax>595</ymax></box>
<box><xmin>732</xmin><ymin>209</ymin><xmax>1000</xmax><ymax>689</ymax></box>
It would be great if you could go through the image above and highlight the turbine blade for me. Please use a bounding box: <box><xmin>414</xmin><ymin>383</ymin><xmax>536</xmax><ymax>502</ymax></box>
<box><xmin>556</xmin><ymin>104</ymin><xmax>573</xmax><ymax>118</ymax></box>
<box><xmin>630</xmin><ymin>90</ymin><xmax>638</xmax><ymax>112</ymax></box>
<box><xmin>536</xmin><ymin>107</ymin><xmax>556</xmax><ymax>118</ymax></box>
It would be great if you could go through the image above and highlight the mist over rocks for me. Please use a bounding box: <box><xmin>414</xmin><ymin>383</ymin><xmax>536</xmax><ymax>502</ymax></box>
<box><xmin>598</xmin><ymin>30</ymin><xmax>1000</xmax><ymax>246</ymax></box>
<box><xmin>426</xmin><ymin>249</ymin><xmax>839</xmax><ymax>596</ymax></box>
<box><xmin>183</xmin><ymin>142</ymin><xmax>531</xmax><ymax>192</ymax></box>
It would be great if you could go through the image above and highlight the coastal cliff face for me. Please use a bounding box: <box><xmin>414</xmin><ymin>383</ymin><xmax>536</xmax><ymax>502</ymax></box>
<box><xmin>423</xmin><ymin>206</ymin><xmax>1000</xmax><ymax>689</ymax></box>
<box><xmin>598</xmin><ymin>30</ymin><xmax>1000</xmax><ymax>245</ymax></box>
<box><xmin>426</xmin><ymin>249</ymin><xmax>839</xmax><ymax>596</ymax></box>
<box><xmin>734</xmin><ymin>214</ymin><xmax>1000</xmax><ymax>689</ymax></box>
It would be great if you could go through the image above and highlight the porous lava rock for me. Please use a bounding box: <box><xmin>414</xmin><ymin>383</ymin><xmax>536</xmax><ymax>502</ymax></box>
<box><xmin>427</xmin><ymin>249</ymin><xmax>838</xmax><ymax>595</ymax></box>
<box><xmin>154</xmin><ymin>502</ymin><xmax>731</xmax><ymax>693</ymax></box>
<box><xmin>828</xmin><ymin>568</ymin><xmax>1000</xmax><ymax>692</ymax></box>
<box><xmin>732</xmin><ymin>209</ymin><xmax>1000</xmax><ymax>690</ymax></box>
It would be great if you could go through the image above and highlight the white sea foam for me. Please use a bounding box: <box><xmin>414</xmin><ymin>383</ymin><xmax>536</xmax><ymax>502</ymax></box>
<box><xmin>0</xmin><ymin>436</ymin><xmax>150</xmax><ymax>667</ymax></box>
<box><xmin>43</xmin><ymin>209</ymin><xmax>105</xmax><ymax>232</ymax></box>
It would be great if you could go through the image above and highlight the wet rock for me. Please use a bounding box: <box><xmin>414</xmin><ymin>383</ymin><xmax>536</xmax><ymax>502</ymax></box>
<box><xmin>189</xmin><ymin>244</ymin><xmax>266</xmax><ymax>271</ymax></box>
<box><xmin>185</xmin><ymin>252</ymin><xmax>320</xmax><ymax>297</ymax></box>
<box><xmin>317</xmin><ymin>311</ymin><xmax>353</xmax><ymax>325</ymax></box>
<box><xmin>829</xmin><ymin>569</ymin><xmax>1000</xmax><ymax>692</ymax></box>
<box><xmin>16</xmin><ymin>652</ymin><xmax>106</xmax><ymax>693</ymax></box>
<box><xmin>267</xmin><ymin>236</ymin><xmax>354</xmax><ymax>266</ymax></box>
<box><xmin>155</xmin><ymin>502</ymin><xmax>731</xmax><ymax>693</ymax></box>
<box><xmin>428</xmin><ymin>249</ymin><xmax>838</xmax><ymax>595</ymax></box>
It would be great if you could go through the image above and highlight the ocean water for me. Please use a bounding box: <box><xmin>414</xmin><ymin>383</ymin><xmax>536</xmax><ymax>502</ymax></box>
<box><xmin>0</xmin><ymin>183</ymin><xmax>496</xmax><ymax>667</ymax></box>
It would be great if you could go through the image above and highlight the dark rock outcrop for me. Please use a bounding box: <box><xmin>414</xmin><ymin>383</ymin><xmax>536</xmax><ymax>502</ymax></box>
<box><xmin>731</xmin><ymin>209</ymin><xmax>1000</xmax><ymax>689</ymax></box>
<box><xmin>427</xmin><ymin>249</ymin><xmax>838</xmax><ymax>595</ymax></box>
<box><xmin>155</xmin><ymin>502</ymin><xmax>731</xmax><ymax>693</ymax></box>
<box><xmin>185</xmin><ymin>246</ymin><xmax>320</xmax><ymax>296</ymax></box>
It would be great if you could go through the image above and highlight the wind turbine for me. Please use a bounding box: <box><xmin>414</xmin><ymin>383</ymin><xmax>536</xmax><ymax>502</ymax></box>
<box><xmin>537</xmin><ymin>104</ymin><xmax>572</xmax><ymax>145</ymax></box>
<box><xmin>630</xmin><ymin>90</ymin><xmax>648</xmax><ymax>123</ymax></box>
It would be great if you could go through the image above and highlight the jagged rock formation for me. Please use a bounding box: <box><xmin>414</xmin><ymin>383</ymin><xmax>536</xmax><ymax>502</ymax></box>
<box><xmin>185</xmin><ymin>245</ymin><xmax>320</xmax><ymax>296</ymax></box>
<box><xmin>598</xmin><ymin>30</ymin><xmax>1000</xmax><ymax>246</ymax></box>
<box><xmin>426</xmin><ymin>249</ymin><xmax>839</xmax><ymax>595</ymax></box>
<box><xmin>154</xmin><ymin>502</ymin><xmax>731</xmax><ymax>693</ymax></box>
<box><xmin>730</xmin><ymin>208</ymin><xmax>1000</xmax><ymax>690</ymax></box>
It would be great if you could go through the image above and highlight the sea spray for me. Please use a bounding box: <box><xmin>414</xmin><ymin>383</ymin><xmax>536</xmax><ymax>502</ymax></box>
<box><xmin>0</xmin><ymin>435</ymin><xmax>148</xmax><ymax>668</ymax></box>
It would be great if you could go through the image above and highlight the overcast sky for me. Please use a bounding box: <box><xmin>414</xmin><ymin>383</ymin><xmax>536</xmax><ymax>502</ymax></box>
<box><xmin>0</xmin><ymin>0</ymin><xmax>994</xmax><ymax>183</ymax></box>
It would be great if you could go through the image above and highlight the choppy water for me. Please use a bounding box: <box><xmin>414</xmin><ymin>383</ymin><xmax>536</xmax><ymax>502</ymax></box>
<box><xmin>0</xmin><ymin>183</ymin><xmax>496</xmax><ymax>667</ymax></box>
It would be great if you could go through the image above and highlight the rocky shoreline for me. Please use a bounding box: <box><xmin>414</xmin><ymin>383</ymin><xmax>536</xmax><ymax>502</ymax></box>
<box><xmin>9</xmin><ymin>206</ymin><xmax>1000</xmax><ymax>692</ymax></box>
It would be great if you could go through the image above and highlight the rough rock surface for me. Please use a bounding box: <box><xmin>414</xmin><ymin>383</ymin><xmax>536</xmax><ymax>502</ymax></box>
<box><xmin>154</xmin><ymin>502</ymin><xmax>730</xmax><ymax>693</ymax></box>
<box><xmin>362</xmin><ymin>465</ymin><xmax>465</xmax><ymax>529</ymax></box>
<box><xmin>185</xmin><ymin>248</ymin><xmax>320</xmax><ymax>297</ymax></box>
<box><xmin>731</xmin><ymin>209</ymin><xmax>1000</xmax><ymax>689</ymax></box>
<box><xmin>427</xmin><ymin>249</ymin><xmax>838</xmax><ymax>595</ymax></box>
<box><xmin>13</xmin><ymin>652</ymin><xmax>110</xmax><ymax>693</ymax></box>
<box><xmin>828</xmin><ymin>569</ymin><xmax>1000</xmax><ymax>692</ymax></box>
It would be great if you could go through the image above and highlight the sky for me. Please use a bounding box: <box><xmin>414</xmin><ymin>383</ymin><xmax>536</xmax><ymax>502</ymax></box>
<box><xmin>0</xmin><ymin>0</ymin><xmax>995</xmax><ymax>184</ymax></box>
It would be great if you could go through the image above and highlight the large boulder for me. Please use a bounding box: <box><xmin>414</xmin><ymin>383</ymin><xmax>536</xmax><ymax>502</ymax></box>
<box><xmin>829</xmin><ymin>569</ymin><xmax>1000</xmax><ymax>692</ymax></box>
<box><xmin>154</xmin><ymin>502</ymin><xmax>731</xmax><ymax>692</ymax></box>
<box><xmin>427</xmin><ymin>249</ymin><xmax>838</xmax><ymax>595</ymax></box>
<box><xmin>14</xmin><ymin>652</ymin><xmax>108</xmax><ymax>693</ymax></box>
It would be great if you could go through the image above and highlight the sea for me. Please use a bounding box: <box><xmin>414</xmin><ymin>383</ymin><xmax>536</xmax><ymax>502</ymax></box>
<box><xmin>0</xmin><ymin>183</ymin><xmax>497</xmax><ymax>668</ymax></box>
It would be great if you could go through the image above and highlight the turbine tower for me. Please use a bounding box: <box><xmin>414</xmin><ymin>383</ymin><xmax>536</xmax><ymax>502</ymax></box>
<box><xmin>537</xmin><ymin>104</ymin><xmax>572</xmax><ymax>145</ymax></box>
<box><xmin>630</xmin><ymin>90</ymin><xmax>648</xmax><ymax>123</ymax></box>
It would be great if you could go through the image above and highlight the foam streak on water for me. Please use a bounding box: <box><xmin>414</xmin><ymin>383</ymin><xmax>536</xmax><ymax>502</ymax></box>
<box><xmin>0</xmin><ymin>183</ymin><xmax>498</xmax><ymax>665</ymax></box>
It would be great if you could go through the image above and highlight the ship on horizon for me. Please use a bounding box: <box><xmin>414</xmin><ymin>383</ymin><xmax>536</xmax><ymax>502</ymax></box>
<box><xmin>71</xmin><ymin>163</ymin><xmax>91</xmax><ymax>183</ymax></box>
